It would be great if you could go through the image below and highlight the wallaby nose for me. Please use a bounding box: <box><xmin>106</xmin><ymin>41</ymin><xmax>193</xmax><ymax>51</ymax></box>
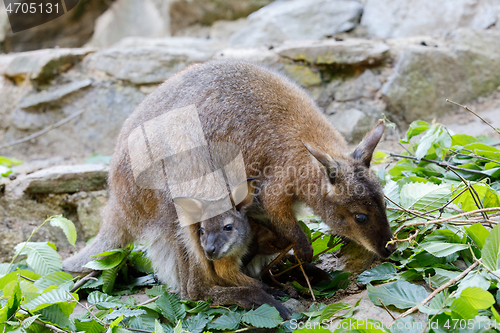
<box><xmin>205</xmin><ymin>245</ymin><xmax>216</xmax><ymax>257</ymax></box>
<box><xmin>386</xmin><ymin>241</ymin><xmax>398</xmax><ymax>254</ymax></box>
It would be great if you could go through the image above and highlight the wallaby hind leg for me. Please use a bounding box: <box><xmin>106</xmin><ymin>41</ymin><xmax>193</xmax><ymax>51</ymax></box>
<box><xmin>63</xmin><ymin>200</ymin><xmax>131</xmax><ymax>273</ymax></box>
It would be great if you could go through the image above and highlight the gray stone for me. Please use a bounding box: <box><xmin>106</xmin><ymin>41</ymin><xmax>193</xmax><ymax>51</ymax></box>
<box><xmin>361</xmin><ymin>0</ymin><xmax>500</xmax><ymax>39</ymax></box>
<box><xmin>333</xmin><ymin>70</ymin><xmax>382</xmax><ymax>102</ymax></box>
<box><xmin>86</xmin><ymin>0</ymin><xmax>170</xmax><ymax>49</ymax></box>
<box><xmin>382</xmin><ymin>30</ymin><xmax>500</xmax><ymax>123</ymax></box>
<box><xmin>170</xmin><ymin>0</ymin><xmax>272</xmax><ymax>35</ymax></box>
<box><xmin>229</xmin><ymin>0</ymin><xmax>363</xmax><ymax>47</ymax></box>
<box><xmin>0</xmin><ymin>6</ymin><xmax>9</xmax><ymax>45</ymax></box>
<box><xmin>213</xmin><ymin>46</ymin><xmax>280</xmax><ymax>64</ymax></box>
<box><xmin>2</xmin><ymin>48</ymin><xmax>95</xmax><ymax>84</ymax></box>
<box><xmin>69</xmin><ymin>190</ymin><xmax>109</xmax><ymax>241</ymax></box>
<box><xmin>210</xmin><ymin>18</ymin><xmax>248</xmax><ymax>40</ymax></box>
<box><xmin>86</xmin><ymin>46</ymin><xmax>212</xmax><ymax>84</ymax></box>
<box><xmin>8</xmin><ymin>164</ymin><xmax>108</xmax><ymax>197</ymax></box>
<box><xmin>326</xmin><ymin>99</ymin><xmax>386</xmax><ymax>143</ymax></box>
<box><xmin>276</xmin><ymin>39</ymin><xmax>390</xmax><ymax>67</ymax></box>
<box><xmin>19</xmin><ymin>79</ymin><xmax>93</xmax><ymax>109</ymax></box>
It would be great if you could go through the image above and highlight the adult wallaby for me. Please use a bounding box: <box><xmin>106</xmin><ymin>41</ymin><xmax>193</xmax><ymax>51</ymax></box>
<box><xmin>63</xmin><ymin>59</ymin><xmax>394</xmax><ymax>311</ymax></box>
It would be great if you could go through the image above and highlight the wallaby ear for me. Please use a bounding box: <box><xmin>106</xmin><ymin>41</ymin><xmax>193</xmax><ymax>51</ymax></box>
<box><xmin>173</xmin><ymin>197</ymin><xmax>204</xmax><ymax>220</ymax></box>
<box><xmin>232</xmin><ymin>179</ymin><xmax>256</xmax><ymax>212</ymax></box>
<box><xmin>352</xmin><ymin>120</ymin><xmax>385</xmax><ymax>167</ymax></box>
<box><xmin>303</xmin><ymin>141</ymin><xmax>341</xmax><ymax>183</ymax></box>
<box><xmin>302</xmin><ymin>141</ymin><xmax>334</xmax><ymax>167</ymax></box>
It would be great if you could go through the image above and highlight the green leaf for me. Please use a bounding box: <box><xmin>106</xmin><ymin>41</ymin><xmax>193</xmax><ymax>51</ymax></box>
<box><xmin>464</xmin><ymin>223</ymin><xmax>490</xmax><ymax>249</ymax></box>
<box><xmin>483</xmin><ymin>223</ymin><xmax>500</xmax><ymax>271</ymax></box>
<box><xmin>74</xmin><ymin>319</ymin><xmax>106</xmax><ymax>333</ymax></box>
<box><xmin>156</xmin><ymin>292</ymin><xmax>185</xmax><ymax>324</ymax></box>
<box><xmin>87</xmin><ymin>291</ymin><xmax>123</xmax><ymax>309</ymax></box>
<box><xmin>453</xmin><ymin>183</ymin><xmax>500</xmax><ymax>211</ymax></box>
<box><xmin>367</xmin><ymin>281</ymin><xmax>427</xmax><ymax>310</ymax></box>
<box><xmin>455</xmin><ymin>269</ymin><xmax>490</xmax><ymax>296</ymax></box>
<box><xmin>24</xmin><ymin>285</ymin><xmax>73</xmax><ymax>312</ymax></box>
<box><xmin>49</xmin><ymin>216</ymin><xmax>77</xmax><ymax>246</ymax></box>
<box><xmin>6</xmin><ymin>282</ymin><xmax>21</xmax><ymax>320</ymax></box>
<box><xmin>154</xmin><ymin>319</ymin><xmax>164</xmax><ymax>333</ymax></box>
<box><xmin>34</xmin><ymin>271</ymin><xmax>74</xmax><ymax>290</ymax></box>
<box><xmin>208</xmin><ymin>312</ymin><xmax>241</xmax><ymax>331</ymax></box>
<box><xmin>419</xmin><ymin>242</ymin><xmax>468</xmax><ymax>257</ymax></box>
<box><xmin>38</xmin><ymin>304</ymin><xmax>72</xmax><ymax>330</ymax></box>
<box><xmin>400</xmin><ymin>182</ymin><xmax>450</xmax><ymax>211</ymax></box>
<box><xmin>14</xmin><ymin>242</ymin><xmax>62</xmax><ymax>276</ymax></box>
<box><xmin>318</xmin><ymin>303</ymin><xmax>351</xmax><ymax>322</ymax></box>
<box><xmin>460</xmin><ymin>287</ymin><xmax>495</xmax><ymax>309</ymax></box>
<box><xmin>429</xmin><ymin>268</ymin><xmax>459</xmax><ymax>289</ymax></box>
<box><xmin>357</xmin><ymin>263</ymin><xmax>397</xmax><ymax>285</ymax></box>
<box><xmin>401</xmin><ymin>121</ymin><xmax>429</xmax><ymax>144</ymax></box>
<box><xmin>84</xmin><ymin>250</ymin><xmax>128</xmax><ymax>270</ymax></box>
<box><xmin>174</xmin><ymin>320</ymin><xmax>182</xmax><ymax>333</ymax></box>
<box><xmin>182</xmin><ymin>312</ymin><xmax>209</xmax><ymax>333</ymax></box>
<box><xmin>241</xmin><ymin>304</ymin><xmax>283</xmax><ymax>328</ymax></box>
<box><xmin>451</xmin><ymin>134</ymin><xmax>478</xmax><ymax>147</ymax></box>
<box><xmin>450</xmin><ymin>297</ymin><xmax>477</xmax><ymax>319</ymax></box>
<box><xmin>102</xmin><ymin>265</ymin><xmax>119</xmax><ymax>294</ymax></box>
<box><xmin>107</xmin><ymin>314</ymin><xmax>124</xmax><ymax>333</ymax></box>
<box><xmin>105</xmin><ymin>309</ymin><xmax>146</xmax><ymax>321</ymax></box>
<box><xmin>184</xmin><ymin>300</ymin><xmax>210</xmax><ymax>314</ymax></box>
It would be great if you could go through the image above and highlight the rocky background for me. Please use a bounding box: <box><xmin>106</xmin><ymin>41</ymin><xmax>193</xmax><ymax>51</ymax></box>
<box><xmin>1</xmin><ymin>0</ymin><xmax>500</xmax><ymax>290</ymax></box>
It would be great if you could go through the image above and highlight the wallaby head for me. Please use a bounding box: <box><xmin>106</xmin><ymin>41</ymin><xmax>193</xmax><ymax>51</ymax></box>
<box><xmin>174</xmin><ymin>180</ymin><xmax>255</xmax><ymax>261</ymax></box>
<box><xmin>303</xmin><ymin>121</ymin><xmax>396</xmax><ymax>258</ymax></box>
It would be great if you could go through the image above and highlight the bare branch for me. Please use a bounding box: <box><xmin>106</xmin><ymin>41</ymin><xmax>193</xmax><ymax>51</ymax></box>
<box><xmin>393</xmin><ymin>260</ymin><xmax>480</xmax><ymax>322</ymax></box>
<box><xmin>0</xmin><ymin>109</ymin><xmax>86</xmax><ymax>151</ymax></box>
<box><xmin>446</xmin><ymin>99</ymin><xmax>500</xmax><ymax>136</ymax></box>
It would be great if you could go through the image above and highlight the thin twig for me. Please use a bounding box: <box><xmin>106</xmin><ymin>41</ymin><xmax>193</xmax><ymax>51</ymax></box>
<box><xmin>0</xmin><ymin>109</ymin><xmax>86</xmax><ymax>150</ymax></box>
<box><xmin>389</xmin><ymin>153</ymin><xmax>485</xmax><ymax>175</ymax></box>
<box><xmin>66</xmin><ymin>291</ymin><xmax>106</xmax><ymax>326</ymax></box>
<box><xmin>138</xmin><ymin>295</ymin><xmax>160</xmax><ymax>307</ymax></box>
<box><xmin>448</xmin><ymin>169</ymin><xmax>489</xmax><ymax>221</ymax></box>
<box><xmin>294</xmin><ymin>253</ymin><xmax>316</xmax><ymax>302</ymax></box>
<box><xmin>272</xmin><ymin>263</ymin><xmax>301</xmax><ymax>278</ymax></box>
<box><xmin>392</xmin><ymin>260</ymin><xmax>480</xmax><ymax>322</ymax></box>
<box><xmin>394</xmin><ymin>230</ymin><xmax>419</xmax><ymax>243</ymax></box>
<box><xmin>378</xmin><ymin>298</ymin><xmax>395</xmax><ymax>320</ymax></box>
<box><xmin>70</xmin><ymin>270</ymin><xmax>100</xmax><ymax>292</ymax></box>
<box><xmin>18</xmin><ymin>274</ymin><xmax>35</xmax><ymax>282</ymax></box>
<box><xmin>127</xmin><ymin>328</ymin><xmax>153</xmax><ymax>333</ymax></box>
<box><xmin>450</xmin><ymin>149</ymin><xmax>500</xmax><ymax>166</ymax></box>
<box><xmin>260</xmin><ymin>244</ymin><xmax>293</xmax><ymax>278</ymax></box>
<box><xmin>394</xmin><ymin>207</ymin><xmax>500</xmax><ymax>234</ymax></box>
<box><xmin>34</xmin><ymin>320</ymin><xmax>72</xmax><ymax>333</ymax></box>
<box><xmin>446</xmin><ymin>99</ymin><xmax>500</xmax><ymax>136</ymax></box>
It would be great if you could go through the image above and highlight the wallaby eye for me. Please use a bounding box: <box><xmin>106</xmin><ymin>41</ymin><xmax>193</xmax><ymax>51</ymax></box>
<box><xmin>223</xmin><ymin>224</ymin><xmax>233</xmax><ymax>232</ymax></box>
<box><xmin>354</xmin><ymin>213</ymin><xmax>368</xmax><ymax>224</ymax></box>
<box><xmin>199</xmin><ymin>227</ymin><xmax>205</xmax><ymax>235</ymax></box>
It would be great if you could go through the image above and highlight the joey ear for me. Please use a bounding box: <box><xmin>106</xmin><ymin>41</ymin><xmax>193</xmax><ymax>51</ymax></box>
<box><xmin>352</xmin><ymin>120</ymin><xmax>385</xmax><ymax>167</ymax></box>
<box><xmin>302</xmin><ymin>141</ymin><xmax>334</xmax><ymax>167</ymax></box>
<box><xmin>173</xmin><ymin>197</ymin><xmax>204</xmax><ymax>220</ymax></box>
<box><xmin>232</xmin><ymin>179</ymin><xmax>256</xmax><ymax>212</ymax></box>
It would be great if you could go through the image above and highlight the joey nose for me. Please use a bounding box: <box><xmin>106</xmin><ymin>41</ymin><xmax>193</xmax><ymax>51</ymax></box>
<box><xmin>205</xmin><ymin>246</ymin><xmax>216</xmax><ymax>258</ymax></box>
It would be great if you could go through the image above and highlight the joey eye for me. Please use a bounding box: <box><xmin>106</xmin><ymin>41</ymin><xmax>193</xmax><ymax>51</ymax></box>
<box><xmin>354</xmin><ymin>213</ymin><xmax>368</xmax><ymax>224</ymax></box>
<box><xmin>223</xmin><ymin>224</ymin><xmax>233</xmax><ymax>232</ymax></box>
<box><xmin>199</xmin><ymin>227</ymin><xmax>205</xmax><ymax>235</ymax></box>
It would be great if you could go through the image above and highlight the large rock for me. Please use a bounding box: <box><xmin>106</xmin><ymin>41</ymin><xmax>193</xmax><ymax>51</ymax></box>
<box><xmin>86</xmin><ymin>0</ymin><xmax>170</xmax><ymax>49</ymax></box>
<box><xmin>1</xmin><ymin>48</ymin><xmax>94</xmax><ymax>85</ymax></box>
<box><xmin>229</xmin><ymin>0</ymin><xmax>363</xmax><ymax>47</ymax></box>
<box><xmin>382</xmin><ymin>29</ymin><xmax>500</xmax><ymax>123</ymax></box>
<box><xmin>170</xmin><ymin>0</ymin><xmax>272</xmax><ymax>35</ymax></box>
<box><xmin>361</xmin><ymin>0</ymin><xmax>500</xmax><ymax>39</ymax></box>
<box><xmin>8</xmin><ymin>164</ymin><xmax>108</xmax><ymax>198</ymax></box>
<box><xmin>276</xmin><ymin>39</ymin><xmax>390</xmax><ymax>67</ymax></box>
<box><xmin>85</xmin><ymin>43</ymin><xmax>213</xmax><ymax>84</ymax></box>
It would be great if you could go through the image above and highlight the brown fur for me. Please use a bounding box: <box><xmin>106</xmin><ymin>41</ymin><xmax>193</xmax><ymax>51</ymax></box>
<box><xmin>63</xmin><ymin>59</ymin><xmax>395</xmax><ymax>317</ymax></box>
